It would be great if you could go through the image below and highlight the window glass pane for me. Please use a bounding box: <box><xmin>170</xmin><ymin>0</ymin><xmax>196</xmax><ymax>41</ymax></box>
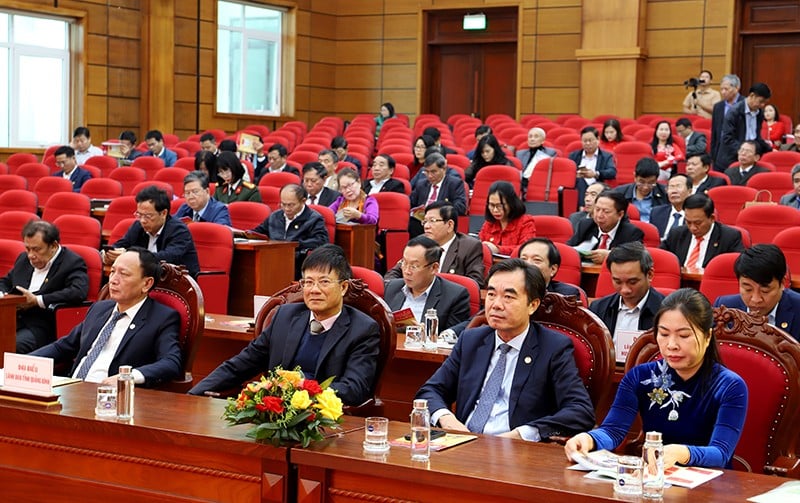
<box><xmin>245</xmin><ymin>38</ymin><xmax>277</xmax><ymax>113</ymax></box>
<box><xmin>17</xmin><ymin>55</ymin><xmax>64</xmax><ymax>145</ymax></box>
<box><xmin>218</xmin><ymin>1</ymin><xmax>243</xmax><ymax>28</ymax></box>
<box><xmin>13</xmin><ymin>15</ymin><xmax>67</xmax><ymax>49</ymax></box>
<box><xmin>245</xmin><ymin>6</ymin><xmax>281</xmax><ymax>33</ymax></box>
<box><xmin>0</xmin><ymin>14</ymin><xmax>8</xmax><ymax>43</ymax></box>
<box><xmin>216</xmin><ymin>29</ymin><xmax>242</xmax><ymax>114</ymax></box>
<box><xmin>0</xmin><ymin>48</ymin><xmax>8</xmax><ymax>145</ymax></box>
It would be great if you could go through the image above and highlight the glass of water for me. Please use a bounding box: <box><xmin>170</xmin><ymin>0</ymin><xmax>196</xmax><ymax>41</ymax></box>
<box><xmin>615</xmin><ymin>455</ymin><xmax>643</xmax><ymax>495</ymax></box>
<box><xmin>404</xmin><ymin>325</ymin><xmax>423</xmax><ymax>349</ymax></box>
<box><xmin>95</xmin><ymin>385</ymin><xmax>117</xmax><ymax>417</ymax></box>
<box><xmin>363</xmin><ymin>417</ymin><xmax>390</xmax><ymax>453</ymax></box>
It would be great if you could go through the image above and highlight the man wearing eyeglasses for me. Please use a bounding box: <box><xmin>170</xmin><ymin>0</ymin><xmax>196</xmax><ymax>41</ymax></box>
<box><xmin>384</xmin><ymin>235</ymin><xmax>471</xmax><ymax>331</ymax></box>
<box><xmin>189</xmin><ymin>244</ymin><xmax>380</xmax><ymax>406</ymax></box>
<box><xmin>612</xmin><ymin>158</ymin><xmax>668</xmax><ymax>223</ymax></box>
<box><xmin>173</xmin><ymin>171</ymin><xmax>231</xmax><ymax>225</ymax></box>
<box><xmin>104</xmin><ymin>185</ymin><xmax>200</xmax><ymax>277</ymax></box>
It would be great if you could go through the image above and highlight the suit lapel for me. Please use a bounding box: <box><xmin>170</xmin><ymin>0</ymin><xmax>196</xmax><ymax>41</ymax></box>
<box><xmin>704</xmin><ymin>225</ymin><xmax>723</xmax><ymax>265</ymax></box>
<box><xmin>77</xmin><ymin>302</ymin><xmax>116</xmax><ymax>362</ymax></box>
<box><xmin>508</xmin><ymin>325</ymin><xmax>540</xmax><ymax>420</ymax></box>
<box><xmin>316</xmin><ymin>308</ymin><xmax>351</xmax><ymax>374</ymax></box>
<box><xmin>461</xmin><ymin>329</ymin><xmax>496</xmax><ymax>415</ymax></box>
<box><xmin>282</xmin><ymin>308</ymin><xmax>309</xmax><ymax>365</ymax></box>
<box><xmin>424</xmin><ymin>277</ymin><xmax>442</xmax><ymax>312</ymax></box>
<box><xmin>441</xmin><ymin>238</ymin><xmax>458</xmax><ymax>274</ymax></box>
<box><xmin>777</xmin><ymin>293</ymin><xmax>795</xmax><ymax>333</ymax></box>
<box><xmin>41</xmin><ymin>250</ymin><xmax>67</xmax><ymax>293</ymax></box>
<box><xmin>114</xmin><ymin>298</ymin><xmax>152</xmax><ymax>357</ymax></box>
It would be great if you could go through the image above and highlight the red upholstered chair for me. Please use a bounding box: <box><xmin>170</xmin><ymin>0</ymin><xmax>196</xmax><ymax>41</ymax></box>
<box><xmin>728</xmin><ymin>224</ymin><xmax>752</xmax><ymax>248</ymax></box>
<box><xmin>84</xmin><ymin>155</ymin><xmax>119</xmax><ymax>178</ymax></box>
<box><xmin>169</xmin><ymin>198</ymin><xmax>184</xmax><ymax>215</ymax></box>
<box><xmin>372</xmin><ymin>192</ymin><xmax>410</xmax><ymax>272</ymax></box>
<box><xmin>613</xmin><ymin>142</ymin><xmax>655</xmax><ymax>186</ymax></box>
<box><xmin>154</xmin><ymin>167</ymin><xmax>191</xmax><ymax>197</ymax></box>
<box><xmin>630</xmin><ymin>220</ymin><xmax>661</xmax><ymax>247</ymax></box>
<box><xmin>438</xmin><ymin>272</ymin><xmax>481</xmax><ymax>317</ymax></box>
<box><xmin>80</xmin><ymin>178</ymin><xmax>123</xmax><ymax>200</ymax></box>
<box><xmin>108</xmin><ymin>218</ymin><xmax>136</xmax><ymax>245</ymax></box>
<box><xmin>53</xmin><ymin>215</ymin><xmax>102</xmax><ymax>249</ymax></box>
<box><xmin>109</xmin><ymin>167</ymin><xmax>147</xmax><ymax>196</ymax></box>
<box><xmin>308</xmin><ymin>204</ymin><xmax>336</xmax><ymax>243</ymax></box>
<box><xmin>0</xmin><ymin>174</ymin><xmax>27</xmax><ymax>194</ymax></box>
<box><xmin>699</xmin><ymin>253</ymin><xmax>741</xmax><ymax>302</ymax></box>
<box><xmin>102</xmin><ymin>196</ymin><xmax>136</xmax><ymax>239</ymax></box>
<box><xmin>53</xmin><ymin>244</ymin><xmax>103</xmax><ymax>338</ymax></box>
<box><xmin>735</xmin><ymin>204</ymin><xmax>800</xmax><ymax>245</ymax></box>
<box><xmin>99</xmin><ymin>262</ymin><xmax>204</xmax><ymax>392</ymax></box>
<box><xmin>132</xmin><ymin>156</ymin><xmax>166</xmax><ymax>179</ymax></box>
<box><xmin>773</xmin><ymin>228</ymin><xmax>800</xmax><ymax>277</ymax></box>
<box><xmin>594</xmin><ymin>247</ymin><xmax>681</xmax><ymax>298</ymax></box>
<box><xmin>132</xmin><ymin>181</ymin><xmax>174</xmax><ymax>199</ymax></box>
<box><xmin>553</xmin><ymin>241</ymin><xmax>583</xmax><ymax>287</ymax></box>
<box><xmin>0</xmin><ymin>211</ymin><xmax>39</xmax><ymax>240</ymax></box>
<box><xmin>761</xmin><ymin>151</ymin><xmax>800</xmax><ymax>173</ymax></box>
<box><xmin>41</xmin><ymin>192</ymin><xmax>91</xmax><ymax>222</ymax></box>
<box><xmin>0</xmin><ymin>189</ymin><xmax>37</xmax><ymax>214</ymax></box>
<box><xmin>469</xmin><ymin>165</ymin><xmax>521</xmax><ymax>217</ymax></box>
<box><xmin>256</xmin><ymin>185</ymin><xmax>280</xmax><ymax>210</ymax></box>
<box><xmin>173</xmin><ymin>157</ymin><xmax>196</xmax><ymax>171</ymax></box>
<box><xmin>258</xmin><ymin>171</ymin><xmax>301</xmax><ymax>188</ymax></box>
<box><xmin>626</xmin><ymin>307</ymin><xmax>800</xmax><ymax>477</ymax></box>
<box><xmin>188</xmin><ymin>222</ymin><xmax>234</xmax><ymax>314</ymax></box>
<box><xmin>745</xmin><ymin>172</ymin><xmax>793</xmax><ymax>202</ymax></box>
<box><xmin>0</xmin><ymin>239</ymin><xmax>26</xmax><ymax>275</ymax></box>
<box><xmin>229</xmin><ymin>201</ymin><xmax>270</xmax><ymax>231</ymax></box>
<box><xmin>532</xmin><ymin>215</ymin><xmax>575</xmax><ymax>243</ymax></box>
<box><xmin>525</xmin><ymin>157</ymin><xmax>578</xmax><ymax>204</ymax></box>
<box><xmin>16</xmin><ymin>162</ymin><xmax>50</xmax><ymax>191</ymax></box>
<box><xmin>707</xmin><ymin>185</ymin><xmax>758</xmax><ymax>225</ymax></box>
<box><xmin>287</xmin><ymin>150</ymin><xmax>320</xmax><ymax>166</ymax></box>
<box><xmin>352</xmin><ymin>265</ymin><xmax>385</xmax><ymax>298</ymax></box>
<box><xmin>6</xmin><ymin>153</ymin><xmax>38</xmax><ymax>173</ymax></box>
<box><xmin>34</xmin><ymin>177</ymin><xmax>74</xmax><ymax>208</ymax></box>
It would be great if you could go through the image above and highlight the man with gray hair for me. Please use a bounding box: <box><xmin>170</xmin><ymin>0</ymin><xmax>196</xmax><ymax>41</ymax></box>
<box><xmin>518</xmin><ymin>127</ymin><xmax>558</xmax><ymax>196</ymax></box>
<box><xmin>710</xmin><ymin>74</ymin><xmax>743</xmax><ymax>170</ymax></box>
<box><xmin>173</xmin><ymin>171</ymin><xmax>231</xmax><ymax>225</ymax></box>
<box><xmin>779</xmin><ymin>164</ymin><xmax>800</xmax><ymax>209</ymax></box>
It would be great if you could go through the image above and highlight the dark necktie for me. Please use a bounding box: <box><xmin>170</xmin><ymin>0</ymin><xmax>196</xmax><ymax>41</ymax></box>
<box><xmin>309</xmin><ymin>194</ymin><xmax>317</xmax><ymax>205</ymax></box>
<box><xmin>75</xmin><ymin>311</ymin><xmax>126</xmax><ymax>379</ymax></box>
<box><xmin>310</xmin><ymin>319</ymin><xmax>324</xmax><ymax>335</ymax></box>
<box><xmin>467</xmin><ymin>344</ymin><xmax>512</xmax><ymax>433</ymax></box>
<box><xmin>669</xmin><ymin>213</ymin><xmax>681</xmax><ymax>231</ymax></box>
<box><xmin>193</xmin><ymin>212</ymin><xmax>200</xmax><ymax>222</ymax></box>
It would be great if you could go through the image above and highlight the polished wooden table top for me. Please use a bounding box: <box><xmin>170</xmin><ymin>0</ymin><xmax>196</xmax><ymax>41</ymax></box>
<box><xmin>292</xmin><ymin>421</ymin><xmax>786</xmax><ymax>502</ymax></box>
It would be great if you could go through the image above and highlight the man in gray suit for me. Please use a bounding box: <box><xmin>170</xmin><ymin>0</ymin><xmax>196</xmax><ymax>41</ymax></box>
<box><xmin>384</xmin><ymin>235</ymin><xmax>471</xmax><ymax>331</ymax></box>
<box><xmin>675</xmin><ymin>118</ymin><xmax>708</xmax><ymax>158</ymax></box>
<box><xmin>779</xmin><ymin>164</ymin><xmax>800</xmax><ymax>209</ymax></box>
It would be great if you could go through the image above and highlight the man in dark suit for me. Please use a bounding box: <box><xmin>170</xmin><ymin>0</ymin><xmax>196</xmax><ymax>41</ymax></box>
<box><xmin>259</xmin><ymin>143</ymin><xmax>300</xmax><ymax>181</ymax></box>
<box><xmin>32</xmin><ymin>248</ymin><xmax>182</xmax><ymax>387</ymax></box>
<box><xmin>363</xmin><ymin>154</ymin><xmax>406</xmax><ymax>195</ymax></box>
<box><xmin>409</xmin><ymin>152</ymin><xmax>467</xmax><ymax>237</ymax></box>
<box><xmin>713</xmin><ymin>244</ymin><xmax>800</xmax><ymax>339</ymax></box>
<box><xmin>649</xmin><ymin>174</ymin><xmax>692</xmax><ymax>239</ymax></box>
<box><xmin>518</xmin><ymin>237</ymin><xmax>583</xmax><ymax>299</ymax></box>
<box><xmin>385</xmin><ymin>201</ymin><xmax>485</xmax><ymax>288</ymax></box>
<box><xmin>779</xmin><ymin>125</ymin><xmax>800</xmax><ymax>152</ymax></box>
<box><xmin>660</xmin><ymin>193</ymin><xmax>744</xmax><ymax>270</ymax></box>
<box><xmin>569</xmin><ymin>126</ymin><xmax>617</xmax><ymax>206</ymax></box>
<box><xmin>143</xmin><ymin>129</ymin><xmax>178</xmax><ymax>167</ymax></box>
<box><xmin>686</xmin><ymin>153</ymin><xmax>726</xmax><ymax>195</ymax></box>
<box><xmin>416</xmin><ymin>259</ymin><xmax>594</xmax><ymax>440</ymax></box>
<box><xmin>173</xmin><ymin>171</ymin><xmax>231</xmax><ymax>225</ymax></box>
<box><xmin>105</xmin><ymin>185</ymin><xmax>200</xmax><ymax>277</ymax></box>
<box><xmin>302</xmin><ymin>162</ymin><xmax>340</xmax><ymax>206</ymax></box>
<box><xmin>1</xmin><ymin>221</ymin><xmax>88</xmax><ymax>353</ymax></box>
<box><xmin>384</xmin><ymin>236</ymin><xmax>471</xmax><ymax>330</ymax></box>
<box><xmin>724</xmin><ymin>140</ymin><xmax>770</xmax><ymax>186</ymax></box>
<box><xmin>710</xmin><ymin>74</ymin><xmax>744</xmax><ymax>170</ymax></box>
<box><xmin>717</xmin><ymin>82</ymin><xmax>773</xmax><ymax>172</ymax></box>
<box><xmin>675</xmin><ymin>118</ymin><xmax>708</xmax><ymax>157</ymax></box>
<box><xmin>779</xmin><ymin>164</ymin><xmax>800</xmax><ymax>209</ymax></box>
<box><xmin>190</xmin><ymin>245</ymin><xmax>380</xmax><ymax>406</ymax></box>
<box><xmin>52</xmin><ymin>145</ymin><xmax>92</xmax><ymax>192</ymax></box>
<box><xmin>251</xmin><ymin>184</ymin><xmax>330</xmax><ymax>278</ymax></box>
<box><xmin>613</xmin><ymin>157</ymin><xmax>668</xmax><ymax>223</ymax></box>
<box><xmin>566</xmin><ymin>190</ymin><xmax>644</xmax><ymax>265</ymax></box>
<box><xmin>589</xmin><ymin>242</ymin><xmax>665</xmax><ymax>339</ymax></box>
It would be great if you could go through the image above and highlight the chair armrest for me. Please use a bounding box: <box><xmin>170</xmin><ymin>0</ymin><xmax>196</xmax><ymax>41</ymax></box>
<box><xmin>765</xmin><ymin>456</ymin><xmax>800</xmax><ymax>478</ymax></box>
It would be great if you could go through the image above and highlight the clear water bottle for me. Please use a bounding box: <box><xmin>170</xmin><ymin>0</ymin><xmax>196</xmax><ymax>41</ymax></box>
<box><xmin>410</xmin><ymin>398</ymin><xmax>431</xmax><ymax>461</ymax></box>
<box><xmin>117</xmin><ymin>365</ymin><xmax>135</xmax><ymax>420</ymax></box>
<box><xmin>423</xmin><ymin>308</ymin><xmax>439</xmax><ymax>352</ymax></box>
<box><xmin>642</xmin><ymin>431</ymin><xmax>664</xmax><ymax>499</ymax></box>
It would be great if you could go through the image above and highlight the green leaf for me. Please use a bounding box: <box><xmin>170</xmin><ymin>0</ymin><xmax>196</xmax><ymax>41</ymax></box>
<box><xmin>318</xmin><ymin>375</ymin><xmax>335</xmax><ymax>390</ymax></box>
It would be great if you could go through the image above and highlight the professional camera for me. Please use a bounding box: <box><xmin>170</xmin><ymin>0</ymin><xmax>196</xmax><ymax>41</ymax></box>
<box><xmin>684</xmin><ymin>77</ymin><xmax>700</xmax><ymax>89</ymax></box>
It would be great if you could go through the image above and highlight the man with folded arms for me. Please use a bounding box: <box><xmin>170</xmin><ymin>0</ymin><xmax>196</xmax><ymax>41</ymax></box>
<box><xmin>190</xmin><ymin>245</ymin><xmax>380</xmax><ymax>406</ymax></box>
<box><xmin>416</xmin><ymin>259</ymin><xmax>594</xmax><ymax>440</ymax></box>
<box><xmin>32</xmin><ymin>248</ymin><xmax>182</xmax><ymax>387</ymax></box>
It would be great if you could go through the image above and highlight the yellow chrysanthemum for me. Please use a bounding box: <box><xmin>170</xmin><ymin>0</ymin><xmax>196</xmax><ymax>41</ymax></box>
<box><xmin>314</xmin><ymin>388</ymin><xmax>343</xmax><ymax>421</ymax></box>
<box><xmin>291</xmin><ymin>390</ymin><xmax>313</xmax><ymax>410</ymax></box>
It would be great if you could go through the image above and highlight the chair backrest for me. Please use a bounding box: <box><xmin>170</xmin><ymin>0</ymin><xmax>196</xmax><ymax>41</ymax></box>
<box><xmin>352</xmin><ymin>265</ymin><xmax>385</xmax><ymax>297</ymax></box>
<box><xmin>735</xmin><ymin>204</ymin><xmax>800</xmax><ymax>245</ymax></box>
<box><xmin>0</xmin><ymin>211</ymin><xmax>40</xmax><ymax>240</ymax></box>
<box><xmin>699</xmin><ymin>252</ymin><xmax>741</xmax><ymax>302</ymax></box>
<box><xmin>258</xmin><ymin>171</ymin><xmax>301</xmax><ymax>188</ymax></box>
<box><xmin>41</xmin><ymin>192</ymin><xmax>91</xmax><ymax>222</ymax></box>
<box><xmin>153</xmin><ymin>167</ymin><xmax>191</xmax><ymax>197</ymax></box>
<box><xmin>53</xmin><ymin>214</ymin><xmax>102</xmax><ymax>249</ymax></box>
<box><xmin>254</xmin><ymin>279</ymin><xmax>395</xmax><ymax>403</ymax></box>
<box><xmin>0</xmin><ymin>174</ymin><xmax>27</xmax><ymax>194</ymax></box>
<box><xmin>0</xmin><ymin>239</ymin><xmax>26</xmax><ymax>276</ymax></box>
<box><xmin>34</xmin><ymin>176</ymin><xmax>75</xmax><ymax>207</ymax></box>
<box><xmin>80</xmin><ymin>178</ymin><xmax>123</xmax><ymax>199</ymax></box>
<box><xmin>438</xmin><ymin>272</ymin><xmax>481</xmax><ymax>316</ymax></box>
<box><xmin>109</xmin><ymin>218</ymin><xmax>137</xmax><ymax>245</ymax></box>
<box><xmin>132</xmin><ymin>156</ymin><xmax>166</xmax><ymax>179</ymax></box>
<box><xmin>99</xmin><ymin>262</ymin><xmax>204</xmax><ymax>390</ymax></box>
<box><xmin>132</xmin><ymin>181</ymin><xmax>174</xmax><ymax>199</ymax></box>
<box><xmin>188</xmin><ymin>222</ymin><xmax>234</xmax><ymax>272</ymax></box>
<box><xmin>228</xmin><ymin>201</ymin><xmax>270</xmax><ymax>231</ymax></box>
<box><xmin>109</xmin><ymin>167</ymin><xmax>147</xmax><ymax>196</ymax></box>
<box><xmin>626</xmin><ymin>306</ymin><xmax>800</xmax><ymax>476</ymax></box>
<box><xmin>761</xmin><ymin>151</ymin><xmax>800</xmax><ymax>173</ymax></box>
<box><xmin>613</xmin><ymin>142</ymin><xmax>655</xmax><ymax>186</ymax></box>
<box><xmin>64</xmin><ymin>244</ymin><xmax>103</xmax><ymax>302</ymax></box>
<box><xmin>83</xmin><ymin>155</ymin><xmax>119</xmax><ymax>177</ymax></box>
<box><xmin>526</xmin><ymin>157</ymin><xmax>578</xmax><ymax>202</ymax></box>
<box><xmin>308</xmin><ymin>204</ymin><xmax>336</xmax><ymax>243</ymax></box>
<box><xmin>16</xmin><ymin>162</ymin><xmax>50</xmax><ymax>190</ymax></box>
<box><xmin>0</xmin><ymin>189</ymin><xmax>37</xmax><ymax>214</ymax></box>
<box><xmin>257</xmin><ymin>185</ymin><xmax>281</xmax><ymax>210</ymax></box>
<box><xmin>531</xmin><ymin>215</ymin><xmax>574</xmax><ymax>243</ymax></box>
<box><xmin>102</xmin><ymin>196</ymin><xmax>137</xmax><ymax>235</ymax></box>
<box><xmin>371</xmin><ymin>192</ymin><xmax>410</xmax><ymax>231</ymax></box>
<box><xmin>470</xmin><ymin>165</ymin><xmax>521</xmax><ymax>215</ymax></box>
<box><xmin>773</xmin><ymin>227</ymin><xmax>800</xmax><ymax>277</ymax></box>
<box><xmin>173</xmin><ymin>157</ymin><xmax>197</xmax><ymax>171</ymax></box>
<box><xmin>6</xmin><ymin>152</ymin><xmax>38</xmax><ymax>172</ymax></box>
<box><xmin>629</xmin><ymin>220</ymin><xmax>661</xmax><ymax>247</ymax></box>
<box><xmin>745</xmin><ymin>172</ymin><xmax>793</xmax><ymax>202</ymax></box>
<box><xmin>708</xmin><ymin>185</ymin><xmax>758</xmax><ymax>225</ymax></box>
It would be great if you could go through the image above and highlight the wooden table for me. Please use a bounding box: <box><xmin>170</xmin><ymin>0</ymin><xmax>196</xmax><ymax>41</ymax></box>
<box><xmin>229</xmin><ymin>239</ymin><xmax>297</xmax><ymax>316</ymax></box>
<box><xmin>291</xmin><ymin>420</ymin><xmax>785</xmax><ymax>503</ymax></box>
<box><xmin>0</xmin><ymin>382</ymin><xmax>292</xmax><ymax>502</ymax></box>
<box><xmin>0</xmin><ymin>295</ymin><xmax>24</xmax><ymax>355</ymax></box>
<box><xmin>334</xmin><ymin>224</ymin><xmax>375</xmax><ymax>268</ymax></box>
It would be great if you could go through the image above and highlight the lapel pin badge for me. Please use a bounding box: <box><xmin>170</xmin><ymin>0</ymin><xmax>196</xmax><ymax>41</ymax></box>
<box><xmin>129</xmin><ymin>323</ymin><xmax>136</xmax><ymax>330</ymax></box>
<box><xmin>524</xmin><ymin>356</ymin><xmax>532</xmax><ymax>364</ymax></box>
<box><xmin>781</xmin><ymin>322</ymin><xmax>788</xmax><ymax>329</ymax></box>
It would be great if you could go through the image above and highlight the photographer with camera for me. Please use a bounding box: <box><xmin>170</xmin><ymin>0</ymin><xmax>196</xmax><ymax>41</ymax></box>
<box><xmin>681</xmin><ymin>70</ymin><xmax>721</xmax><ymax>119</ymax></box>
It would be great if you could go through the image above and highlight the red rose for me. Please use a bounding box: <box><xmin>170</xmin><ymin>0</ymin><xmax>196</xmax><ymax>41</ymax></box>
<box><xmin>301</xmin><ymin>379</ymin><xmax>322</xmax><ymax>395</ymax></box>
<box><xmin>255</xmin><ymin>395</ymin><xmax>284</xmax><ymax>414</ymax></box>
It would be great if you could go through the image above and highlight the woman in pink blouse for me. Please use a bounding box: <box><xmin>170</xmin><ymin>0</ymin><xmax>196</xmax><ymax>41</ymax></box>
<box><xmin>478</xmin><ymin>181</ymin><xmax>536</xmax><ymax>255</ymax></box>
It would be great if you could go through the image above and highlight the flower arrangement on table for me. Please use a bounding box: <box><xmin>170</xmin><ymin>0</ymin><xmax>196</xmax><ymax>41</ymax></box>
<box><xmin>222</xmin><ymin>366</ymin><xmax>344</xmax><ymax>447</ymax></box>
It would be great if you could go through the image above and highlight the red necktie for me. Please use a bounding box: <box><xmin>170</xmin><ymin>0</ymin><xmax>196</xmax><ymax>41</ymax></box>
<box><xmin>598</xmin><ymin>233</ymin><xmax>610</xmax><ymax>250</ymax></box>
<box><xmin>686</xmin><ymin>236</ymin><xmax>704</xmax><ymax>271</ymax></box>
<box><xmin>427</xmin><ymin>184</ymin><xmax>439</xmax><ymax>205</ymax></box>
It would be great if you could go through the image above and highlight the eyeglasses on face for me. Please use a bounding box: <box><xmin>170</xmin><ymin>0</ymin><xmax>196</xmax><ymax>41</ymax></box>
<box><xmin>133</xmin><ymin>211</ymin><xmax>159</xmax><ymax>221</ymax></box>
<box><xmin>299</xmin><ymin>277</ymin><xmax>343</xmax><ymax>290</ymax></box>
<box><xmin>399</xmin><ymin>260</ymin><xmax>435</xmax><ymax>272</ymax></box>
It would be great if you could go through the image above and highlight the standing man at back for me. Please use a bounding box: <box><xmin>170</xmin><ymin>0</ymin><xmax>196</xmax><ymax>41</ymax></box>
<box><xmin>716</xmin><ymin>82</ymin><xmax>772</xmax><ymax>172</ymax></box>
<box><xmin>710</xmin><ymin>74</ymin><xmax>743</xmax><ymax>169</ymax></box>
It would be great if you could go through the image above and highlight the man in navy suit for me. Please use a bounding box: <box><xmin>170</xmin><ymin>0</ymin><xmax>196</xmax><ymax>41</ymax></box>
<box><xmin>566</xmin><ymin>190</ymin><xmax>644</xmax><ymax>265</ymax></box>
<box><xmin>143</xmin><ymin>129</ymin><xmax>178</xmax><ymax>167</ymax></box>
<box><xmin>302</xmin><ymin>162</ymin><xmax>340</xmax><ymax>206</ymax></box>
<box><xmin>569</xmin><ymin>126</ymin><xmax>617</xmax><ymax>207</ymax></box>
<box><xmin>173</xmin><ymin>171</ymin><xmax>231</xmax><ymax>225</ymax></box>
<box><xmin>686</xmin><ymin>153</ymin><xmax>726</xmax><ymax>196</ymax></box>
<box><xmin>384</xmin><ymin>236</ymin><xmax>471</xmax><ymax>331</ymax></box>
<box><xmin>409</xmin><ymin>152</ymin><xmax>467</xmax><ymax>237</ymax></box>
<box><xmin>52</xmin><ymin>146</ymin><xmax>92</xmax><ymax>192</ymax></box>
<box><xmin>717</xmin><ymin>82</ymin><xmax>772</xmax><ymax>172</ymax></box>
<box><xmin>724</xmin><ymin>140</ymin><xmax>770</xmax><ymax>186</ymax></box>
<box><xmin>710</xmin><ymin>74</ymin><xmax>744</xmax><ymax>170</ymax></box>
<box><xmin>518</xmin><ymin>237</ymin><xmax>584</xmax><ymax>300</ymax></box>
<box><xmin>416</xmin><ymin>259</ymin><xmax>594</xmax><ymax>440</ymax></box>
<box><xmin>1</xmin><ymin>220</ymin><xmax>88</xmax><ymax>353</ymax></box>
<box><xmin>32</xmin><ymin>248</ymin><xmax>182</xmax><ymax>387</ymax></box>
<box><xmin>649</xmin><ymin>174</ymin><xmax>692</xmax><ymax>239</ymax></box>
<box><xmin>675</xmin><ymin>118</ymin><xmax>708</xmax><ymax>158</ymax></box>
<box><xmin>660</xmin><ymin>193</ymin><xmax>744</xmax><ymax>270</ymax></box>
<box><xmin>713</xmin><ymin>244</ymin><xmax>800</xmax><ymax>339</ymax></box>
<box><xmin>106</xmin><ymin>185</ymin><xmax>200</xmax><ymax>277</ymax></box>
<box><xmin>189</xmin><ymin>245</ymin><xmax>380</xmax><ymax>406</ymax></box>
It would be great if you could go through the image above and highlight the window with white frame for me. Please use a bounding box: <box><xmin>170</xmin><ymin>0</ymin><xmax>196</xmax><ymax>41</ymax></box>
<box><xmin>217</xmin><ymin>1</ymin><xmax>283</xmax><ymax>116</ymax></box>
<box><xmin>0</xmin><ymin>11</ymin><xmax>71</xmax><ymax>148</ymax></box>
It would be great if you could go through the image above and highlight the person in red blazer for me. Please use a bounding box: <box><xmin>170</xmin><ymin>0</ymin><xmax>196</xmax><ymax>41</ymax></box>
<box><xmin>478</xmin><ymin>181</ymin><xmax>536</xmax><ymax>256</ymax></box>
